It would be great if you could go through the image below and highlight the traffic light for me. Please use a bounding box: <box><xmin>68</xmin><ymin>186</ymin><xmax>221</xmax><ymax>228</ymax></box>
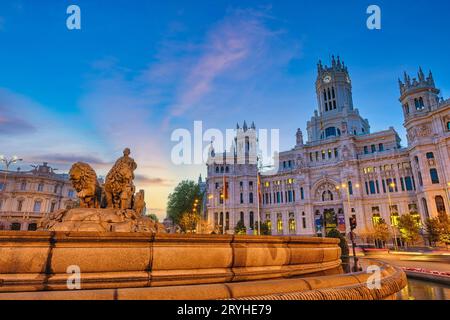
<box><xmin>349</xmin><ymin>216</ymin><xmax>357</xmax><ymax>230</ymax></box>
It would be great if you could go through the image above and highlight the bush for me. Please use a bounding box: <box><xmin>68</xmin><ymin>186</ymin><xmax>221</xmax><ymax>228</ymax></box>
<box><xmin>234</xmin><ymin>220</ymin><xmax>247</xmax><ymax>235</ymax></box>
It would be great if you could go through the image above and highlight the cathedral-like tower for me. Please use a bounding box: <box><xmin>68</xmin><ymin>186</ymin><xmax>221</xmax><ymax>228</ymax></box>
<box><xmin>316</xmin><ymin>55</ymin><xmax>353</xmax><ymax>114</ymax></box>
<box><xmin>307</xmin><ymin>56</ymin><xmax>370</xmax><ymax>143</ymax></box>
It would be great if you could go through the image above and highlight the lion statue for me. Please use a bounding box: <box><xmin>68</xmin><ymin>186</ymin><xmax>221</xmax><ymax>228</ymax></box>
<box><xmin>69</xmin><ymin>162</ymin><xmax>102</xmax><ymax>208</ymax></box>
<box><xmin>104</xmin><ymin>160</ymin><xmax>136</xmax><ymax>209</ymax></box>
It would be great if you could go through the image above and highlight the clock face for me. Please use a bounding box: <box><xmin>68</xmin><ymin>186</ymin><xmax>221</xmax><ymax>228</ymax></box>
<box><xmin>323</xmin><ymin>75</ymin><xmax>331</xmax><ymax>83</ymax></box>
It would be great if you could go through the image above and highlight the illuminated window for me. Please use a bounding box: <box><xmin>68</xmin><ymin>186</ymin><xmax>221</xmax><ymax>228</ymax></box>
<box><xmin>277</xmin><ymin>213</ymin><xmax>283</xmax><ymax>234</ymax></box>
<box><xmin>289</xmin><ymin>213</ymin><xmax>296</xmax><ymax>234</ymax></box>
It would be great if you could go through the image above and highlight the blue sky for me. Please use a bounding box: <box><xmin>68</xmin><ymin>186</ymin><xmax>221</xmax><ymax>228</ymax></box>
<box><xmin>1</xmin><ymin>0</ymin><xmax>449</xmax><ymax>217</ymax></box>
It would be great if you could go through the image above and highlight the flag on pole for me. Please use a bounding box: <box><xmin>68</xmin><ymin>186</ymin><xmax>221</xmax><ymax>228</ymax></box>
<box><xmin>223</xmin><ymin>175</ymin><xmax>228</xmax><ymax>200</ymax></box>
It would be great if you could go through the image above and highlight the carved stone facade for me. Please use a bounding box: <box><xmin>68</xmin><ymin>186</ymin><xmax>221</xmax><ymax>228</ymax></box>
<box><xmin>0</xmin><ymin>163</ymin><xmax>77</xmax><ymax>231</ymax></box>
<box><xmin>206</xmin><ymin>58</ymin><xmax>450</xmax><ymax>244</ymax></box>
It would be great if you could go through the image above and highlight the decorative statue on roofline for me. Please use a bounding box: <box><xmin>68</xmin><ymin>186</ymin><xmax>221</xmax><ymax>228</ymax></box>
<box><xmin>38</xmin><ymin>148</ymin><xmax>166</xmax><ymax>233</ymax></box>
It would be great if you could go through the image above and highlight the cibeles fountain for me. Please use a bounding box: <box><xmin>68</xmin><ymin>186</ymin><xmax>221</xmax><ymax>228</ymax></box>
<box><xmin>0</xmin><ymin>149</ymin><xmax>407</xmax><ymax>300</ymax></box>
<box><xmin>38</xmin><ymin>148</ymin><xmax>166</xmax><ymax>233</ymax></box>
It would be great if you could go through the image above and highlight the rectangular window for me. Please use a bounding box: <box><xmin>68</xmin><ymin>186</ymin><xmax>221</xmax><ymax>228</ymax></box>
<box><xmin>348</xmin><ymin>181</ymin><xmax>353</xmax><ymax>195</ymax></box>
<box><xmin>240</xmin><ymin>193</ymin><xmax>244</xmax><ymax>204</ymax></box>
<box><xmin>382</xmin><ymin>179</ymin><xmax>386</xmax><ymax>193</ymax></box>
<box><xmin>334</xmin><ymin>148</ymin><xmax>339</xmax><ymax>158</ymax></box>
<box><xmin>400</xmin><ymin>178</ymin><xmax>405</xmax><ymax>192</ymax></box>
<box><xmin>375</xmin><ymin>180</ymin><xmax>380</xmax><ymax>194</ymax></box>
<box><xmin>364</xmin><ymin>146</ymin><xmax>369</xmax><ymax>154</ymax></box>
<box><xmin>430</xmin><ymin>169</ymin><xmax>440</xmax><ymax>184</ymax></box>
<box><xmin>371</xmin><ymin>145</ymin><xmax>376</xmax><ymax>153</ymax></box>
<box><xmin>369</xmin><ymin>181</ymin><xmax>376</xmax><ymax>195</ymax></box>
<box><xmin>365</xmin><ymin>182</ymin><xmax>369</xmax><ymax>195</ymax></box>
<box><xmin>300</xmin><ymin>187</ymin><xmax>304</xmax><ymax>200</ymax></box>
<box><xmin>379</xmin><ymin>144</ymin><xmax>384</xmax><ymax>152</ymax></box>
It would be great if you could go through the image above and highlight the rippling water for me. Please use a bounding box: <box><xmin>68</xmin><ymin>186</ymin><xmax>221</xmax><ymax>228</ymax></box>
<box><xmin>397</xmin><ymin>279</ymin><xmax>450</xmax><ymax>300</ymax></box>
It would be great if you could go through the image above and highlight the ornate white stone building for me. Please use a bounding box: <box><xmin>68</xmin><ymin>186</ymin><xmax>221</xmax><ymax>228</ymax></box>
<box><xmin>205</xmin><ymin>57</ymin><xmax>450</xmax><ymax>244</ymax></box>
<box><xmin>0</xmin><ymin>163</ymin><xmax>77</xmax><ymax>231</ymax></box>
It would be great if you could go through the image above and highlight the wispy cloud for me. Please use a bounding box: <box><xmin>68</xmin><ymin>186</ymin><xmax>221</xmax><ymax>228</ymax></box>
<box><xmin>135</xmin><ymin>174</ymin><xmax>174</xmax><ymax>187</ymax></box>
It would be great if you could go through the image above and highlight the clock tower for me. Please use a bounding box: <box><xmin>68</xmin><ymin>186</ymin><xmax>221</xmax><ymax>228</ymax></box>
<box><xmin>307</xmin><ymin>56</ymin><xmax>370</xmax><ymax>143</ymax></box>
<box><xmin>316</xmin><ymin>55</ymin><xmax>354</xmax><ymax>115</ymax></box>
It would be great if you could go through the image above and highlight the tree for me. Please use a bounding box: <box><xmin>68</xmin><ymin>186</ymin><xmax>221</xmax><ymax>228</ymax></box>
<box><xmin>254</xmin><ymin>221</ymin><xmax>272</xmax><ymax>236</ymax></box>
<box><xmin>373</xmin><ymin>219</ymin><xmax>391</xmax><ymax>248</ymax></box>
<box><xmin>439</xmin><ymin>219</ymin><xmax>450</xmax><ymax>248</ymax></box>
<box><xmin>425</xmin><ymin>218</ymin><xmax>441</xmax><ymax>246</ymax></box>
<box><xmin>398</xmin><ymin>214</ymin><xmax>420</xmax><ymax>247</ymax></box>
<box><xmin>327</xmin><ymin>229</ymin><xmax>349</xmax><ymax>257</ymax></box>
<box><xmin>147</xmin><ymin>213</ymin><xmax>159</xmax><ymax>223</ymax></box>
<box><xmin>178</xmin><ymin>212</ymin><xmax>200</xmax><ymax>233</ymax></box>
<box><xmin>167</xmin><ymin>180</ymin><xmax>202</xmax><ymax>225</ymax></box>
<box><xmin>234</xmin><ymin>220</ymin><xmax>247</xmax><ymax>235</ymax></box>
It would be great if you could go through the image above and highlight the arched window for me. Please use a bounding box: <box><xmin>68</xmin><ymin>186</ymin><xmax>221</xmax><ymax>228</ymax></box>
<box><xmin>277</xmin><ymin>213</ymin><xmax>283</xmax><ymax>234</ymax></box>
<box><xmin>435</xmin><ymin>196</ymin><xmax>446</xmax><ymax>216</ymax></box>
<box><xmin>322</xmin><ymin>190</ymin><xmax>334</xmax><ymax>202</ymax></box>
<box><xmin>215</xmin><ymin>167</ymin><xmax>219</xmax><ymax>173</ymax></box>
<box><xmin>325</xmin><ymin>127</ymin><xmax>337</xmax><ymax>138</ymax></box>
<box><xmin>404</xmin><ymin>103</ymin><xmax>410</xmax><ymax>115</ymax></box>
<box><xmin>289</xmin><ymin>213</ymin><xmax>296</xmax><ymax>234</ymax></box>
<box><xmin>33</xmin><ymin>200</ymin><xmax>42</xmax><ymax>213</ymax></box>
<box><xmin>50</xmin><ymin>202</ymin><xmax>57</xmax><ymax>213</ymax></box>
<box><xmin>17</xmin><ymin>199</ymin><xmax>24</xmax><ymax>212</ymax></box>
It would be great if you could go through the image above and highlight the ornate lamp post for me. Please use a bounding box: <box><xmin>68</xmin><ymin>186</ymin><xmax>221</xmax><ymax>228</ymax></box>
<box><xmin>386</xmin><ymin>182</ymin><xmax>399</xmax><ymax>251</ymax></box>
<box><xmin>338</xmin><ymin>182</ymin><xmax>360</xmax><ymax>272</ymax></box>
<box><xmin>0</xmin><ymin>155</ymin><xmax>23</xmax><ymax>192</ymax></box>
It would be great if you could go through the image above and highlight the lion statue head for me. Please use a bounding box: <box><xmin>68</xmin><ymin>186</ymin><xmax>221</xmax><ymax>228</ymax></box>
<box><xmin>69</xmin><ymin>162</ymin><xmax>102</xmax><ymax>208</ymax></box>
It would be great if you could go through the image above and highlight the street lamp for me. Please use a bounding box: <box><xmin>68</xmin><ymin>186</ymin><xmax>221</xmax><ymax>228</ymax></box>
<box><xmin>339</xmin><ymin>182</ymin><xmax>360</xmax><ymax>272</ymax></box>
<box><xmin>0</xmin><ymin>155</ymin><xmax>23</xmax><ymax>192</ymax></box>
<box><xmin>386</xmin><ymin>182</ymin><xmax>399</xmax><ymax>251</ymax></box>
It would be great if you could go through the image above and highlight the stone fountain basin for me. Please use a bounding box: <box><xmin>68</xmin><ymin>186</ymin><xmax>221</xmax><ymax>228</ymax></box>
<box><xmin>0</xmin><ymin>232</ymin><xmax>341</xmax><ymax>293</ymax></box>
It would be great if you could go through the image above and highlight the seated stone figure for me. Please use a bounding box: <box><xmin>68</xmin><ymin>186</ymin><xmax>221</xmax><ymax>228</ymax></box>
<box><xmin>69</xmin><ymin>162</ymin><xmax>102</xmax><ymax>208</ymax></box>
<box><xmin>39</xmin><ymin>148</ymin><xmax>166</xmax><ymax>233</ymax></box>
<box><xmin>104</xmin><ymin>148</ymin><xmax>137</xmax><ymax>210</ymax></box>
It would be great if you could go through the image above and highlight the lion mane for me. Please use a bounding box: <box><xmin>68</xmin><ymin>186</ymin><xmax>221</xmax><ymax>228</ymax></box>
<box><xmin>69</xmin><ymin>162</ymin><xmax>102</xmax><ymax>208</ymax></box>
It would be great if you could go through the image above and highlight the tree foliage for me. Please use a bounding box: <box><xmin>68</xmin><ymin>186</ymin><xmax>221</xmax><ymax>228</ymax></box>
<box><xmin>178</xmin><ymin>212</ymin><xmax>200</xmax><ymax>233</ymax></box>
<box><xmin>425</xmin><ymin>218</ymin><xmax>441</xmax><ymax>245</ymax></box>
<box><xmin>254</xmin><ymin>221</ymin><xmax>271</xmax><ymax>235</ymax></box>
<box><xmin>234</xmin><ymin>220</ymin><xmax>247</xmax><ymax>235</ymax></box>
<box><xmin>147</xmin><ymin>213</ymin><xmax>159</xmax><ymax>223</ymax></box>
<box><xmin>373</xmin><ymin>219</ymin><xmax>391</xmax><ymax>243</ymax></box>
<box><xmin>167</xmin><ymin>180</ymin><xmax>202</xmax><ymax>225</ymax></box>
<box><xmin>398</xmin><ymin>214</ymin><xmax>420</xmax><ymax>246</ymax></box>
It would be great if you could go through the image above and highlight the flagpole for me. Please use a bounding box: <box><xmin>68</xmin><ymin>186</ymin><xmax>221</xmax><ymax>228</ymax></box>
<box><xmin>256</xmin><ymin>156</ymin><xmax>261</xmax><ymax>236</ymax></box>
<box><xmin>223</xmin><ymin>171</ymin><xmax>226</xmax><ymax>235</ymax></box>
